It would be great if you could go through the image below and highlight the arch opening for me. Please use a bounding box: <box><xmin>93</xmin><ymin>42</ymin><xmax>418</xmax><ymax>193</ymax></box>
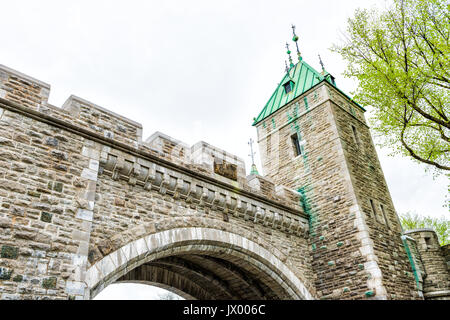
<box><xmin>87</xmin><ymin>227</ymin><xmax>313</xmax><ymax>300</ymax></box>
<box><xmin>93</xmin><ymin>282</ymin><xmax>187</xmax><ymax>300</ymax></box>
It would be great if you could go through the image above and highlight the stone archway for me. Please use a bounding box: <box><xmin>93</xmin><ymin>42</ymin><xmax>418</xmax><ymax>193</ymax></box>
<box><xmin>86</xmin><ymin>227</ymin><xmax>313</xmax><ymax>300</ymax></box>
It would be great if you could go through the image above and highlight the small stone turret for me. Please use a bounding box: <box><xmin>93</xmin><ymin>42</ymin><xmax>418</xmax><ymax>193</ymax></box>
<box><xmin>404</xmin><ymin>229</ymin><xmax>450</xmax><ymax>300</ymax></box>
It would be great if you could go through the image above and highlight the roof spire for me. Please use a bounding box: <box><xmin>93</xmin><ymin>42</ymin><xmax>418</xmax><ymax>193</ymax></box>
<box><xmin>318</xmin><ymin>54</ymin><xmax>325</xmax><ymax>73</ymax></box>
<box><xmin>285</xmin><ymin>42</ymin><xmax>294</xmax><ymax>68</ymax></box>
<box><xmin>248</xmin><ymin>138</ymin><xmax>259</xmax><ymax>175</ymax></box>
<box><xmin>291</xmin><ymin>24</ymin><xmax>302</xmax><ymax>61</ymax></box>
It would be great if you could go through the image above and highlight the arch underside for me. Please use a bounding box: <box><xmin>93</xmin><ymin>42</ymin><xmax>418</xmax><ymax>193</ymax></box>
<box><xmin>116</xmin><ymin>253</ymin><xmax>281</xmax><ymax>300</ymax></box>
<box><xmin>88</xmin><ymin>228</ymin><xmax>312</xmax><ymax>300</ymax></box>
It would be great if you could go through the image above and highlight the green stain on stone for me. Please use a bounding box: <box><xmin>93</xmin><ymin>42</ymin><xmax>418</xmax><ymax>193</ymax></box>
<box><xmin>298</xmin><ymin>186</ymin><xmax>316</xmax><ymax>235</ymax></box>
<box><xmin>402</xmin><ymin>236</ymin><xmax>421</xmax><ymax>289</ymax></box>
<box><xmin>320</xmin><ymin>245</ymin><xmax>327</xmax><ymax>250</ymax></box>
<box><xmin>1</xmin><ymin>245</ymin><xmax>18</xmax><ymax>259</ymax></box>
<box><xmin>42</xmin><ymin>277</ymin><xmax>57</xmax><ymax>289</ymax></box>
<box><xmin>53</xmin><ymin>182</ymin><xmax>63</xmax><ymax>193</ymax></box>
<box><xmin>293</xmin><ymin>103</ymin><xmax>299</xmax><ymax>117</ymax></box>
<box><xmin>337</xmin><ymin>242</ymin><xmax>344</xmax><ymax>247</ymax></box>
<box><xmin>358</xmin><ymin>264</ymin><xmax>364</xmax><ymax>270</ymax></box>
<box><xmin>328</xmin><ymin>261</ymin><xmax>335</xmax><ymax>266</ymax></box>
<box><xmin>12</xmin><ymin>275</ymin><xmax>23</xmax><ymax>282</ymax></box>
<box><xmin>41</xmin><ymin>212</ymin><xmax>52</xmax><ymax>223</ymax></box>
<box><xmin>319</xmin><ymin>236</ymin><xmax>325</xmax><ymax>241</ymax></box>
<box><xmin>365</xmin><ymin>291</ymin><xmax>374</xmax><ymax>297</ymax></box>
<box><xmin>0</xmin><ymin>268</ymin><xmax>13</xmax><ymax>280</ymax></box>
<box><xmin>343</xmin><ymin>287</ymin><xmax>350</xmax><ymax>293</ymax></box>
<box><xmin>312</xmin><ymin>244</ymin><xmax>316</xmax><ymax>251</ymax></box>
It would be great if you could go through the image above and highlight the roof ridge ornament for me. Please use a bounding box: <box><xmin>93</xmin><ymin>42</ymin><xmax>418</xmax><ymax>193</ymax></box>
<box><xmin>285</xmin><ymin>60</ymin><xmax>294</xmax><ymax>80</ymax></box>
<box><xmin>285</xmin><ymin>42</ymin><xmax>294</xmax><ymax>68</ymax></box>
<box><xmin>318</xmin><ymin>54</ymin><xmax>325</xmax><ymax>73</ymax></box>
<box><xmin>291</xmin><ymin>24</ymin><xmax>302</xmax><ymax>62</ymax></box>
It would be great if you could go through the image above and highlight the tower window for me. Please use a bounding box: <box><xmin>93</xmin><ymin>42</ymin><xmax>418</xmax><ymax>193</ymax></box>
<box><xmin>291</xmin><ymin>133</ymin><xmax>302</xmax><ymax>156</ymax></box>
<box><xmin>283</xmin><ymin>80</ymin><xmax>295</xmax><ymax>94</ymax></box>
<box><xmin>351</xmin><ymin>125</ymin><xmax>360</xmax><ymax>147</ymax></box>
<box><xmin>424</xmin><ymin>237</ymin><xmax>431</xmax><ymax>248</ymax></box>
<box><xmin>369</xmin><ymin>199</ymin><xmax>378</xmax><ymax>221</ymax></box>
<box><xmin>380</xmin><ymin>204</ymin><xmax>389</xmax><ymax>228</ymax></box>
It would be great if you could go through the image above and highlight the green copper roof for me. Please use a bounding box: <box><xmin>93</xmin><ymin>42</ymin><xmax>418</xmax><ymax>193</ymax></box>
<box><xmin>252</xmin><ymin>60</ymin><xmax>364</xmax><ymax>126</ymax></box>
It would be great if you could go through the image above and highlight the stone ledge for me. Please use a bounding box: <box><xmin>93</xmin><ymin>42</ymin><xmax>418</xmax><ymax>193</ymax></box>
<box><xmin>423</xmin><ymin>290</ymin><xmax>450</xmax><ymax>299</ymax></box>
<box><xmin>0</xmin><ymin>64</ymin><xmax>51</xmax><ymax>89</ymax></box>
<box><xmin>62</xmin><ymin>95</ymin><xmax>142</xmax><ymax>128</ymax></box>
<box><xmin>403</xmin><ymin>228</ymin><xmax>436</xmax><ymax>234</ymax></box>
<box><xmin>99</xmin><ymin>151</ymin><xmax>308</xmax><ymax>234</ymax></box>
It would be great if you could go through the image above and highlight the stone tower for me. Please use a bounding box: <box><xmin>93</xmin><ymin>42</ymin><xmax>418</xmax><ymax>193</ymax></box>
<box><xmin>253</xmin><ymin>58</ymin><xmax>420</xmax><ymax>299</ymax></box>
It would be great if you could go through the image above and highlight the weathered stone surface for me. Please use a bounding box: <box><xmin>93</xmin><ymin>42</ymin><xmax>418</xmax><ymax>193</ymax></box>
<box><xmin>40</xmin><ymin>212</ymin><xmax>52</xmax><ymax>223</ymax></box>
<box><xmin>1</xmin><ymin>245</ymin><xmax>19</xmax><ymax>259</ymax></box>
<box><xmin>0</xmin><ymin>179</ymin><xmax>26</xmax><ymax>193</ymax></box>
<box><xmin>254</xmin><ymin>81</ymin><xmax>447</xmax><ymax>300</ymax></box>
<box><xmin>0</xmin><ymin>267</ymin><xmax>13</xmax><ymax>280</ymax></box>
<box><xmin>45</xmin><ymin>137</ymin><xmax>58</xmax><ymax>147</ymax></box>
<box><xmin>42</xmin><ymin>277</ymin><xmax>57</xmax><ymax>289</ymax></box>
<box><xmin>0</xmin><ymin>64</ymin><xmax>446</xmax><ymax>301</ymax></box>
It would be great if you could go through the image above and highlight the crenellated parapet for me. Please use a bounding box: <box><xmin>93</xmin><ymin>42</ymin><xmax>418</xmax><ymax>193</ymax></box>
<box><xmin>0</xmin><ymin>65</ymin><xmax>50</xmax><ymax>111</ymax></box>
<box><xmin>61</xmin><ymin>95</ymin><xmax>143</xmax><ymax>147</ymax></box>
<box><xmin>0</xmin><ymin>63</ymin><xmax>317</xmax><ymax>300</ymax></box>
<box><xmin>0</xmin><ymin>64</ymin><xmax>307</xmax><ymax>232</ymax></box>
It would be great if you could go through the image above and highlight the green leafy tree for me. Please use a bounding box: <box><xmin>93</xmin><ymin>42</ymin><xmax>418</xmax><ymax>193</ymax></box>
<box><xmin>400</xmin><ymin>212</ymin><xmax>449</xmax><ymax>245</ymax></box>
<box><xmin>332</xmin><ymin>0</ymin><xmax>449</xmax><ymax>172</ymax></box>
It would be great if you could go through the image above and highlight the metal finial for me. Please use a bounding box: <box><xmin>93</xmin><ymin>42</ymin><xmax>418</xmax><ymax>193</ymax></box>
<box><xmin>318</xmin><ymin>54</ymin><xmax>325</xmax><ymax>71</ymax></box>
<box><xmin>248</xmin><ymin>138</ymin><xmax>256</xmax><ymax>165</ymax></box>
<box><xmin>286</xmin><ymin>42</ymin><xmax>294</xmax><ymax>67</ymax></box>
<box><xmin>285</xmin><ymin>60</ymin><xmax>290</xmax><ymax>74</ymax></box>
<box><xmin>248</xmin><ymin>138</ymin><xmax>259</xmax><ymax>175</ymax></box>
<box><xmin>291</xmin><ymin>24</ymin><xmax>302</xmax><ymax>61</ymax></box>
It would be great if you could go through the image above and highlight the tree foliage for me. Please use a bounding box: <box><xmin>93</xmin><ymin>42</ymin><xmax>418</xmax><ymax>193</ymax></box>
<box><xmin>400</xmin><ymin>212</ymin><xmax>449</xmax><ymax>245</ymax></box>
<box><xmin>333</xmin><ymin>0</ymin><xmax>450</xmax><ymax>173</ymax></box>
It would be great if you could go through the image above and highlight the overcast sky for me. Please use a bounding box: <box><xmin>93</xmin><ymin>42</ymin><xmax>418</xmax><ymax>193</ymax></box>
<box><xmin>1</xmin><ymin>0</ymin><xmax>447</xmax><ymax>299</ymax></box>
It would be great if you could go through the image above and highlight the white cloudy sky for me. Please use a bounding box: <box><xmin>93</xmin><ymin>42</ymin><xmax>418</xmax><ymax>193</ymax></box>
<box><xmin>1</xmin><ymin>0</ymin><xmax>447</xmax><ymax>299</ymax></box>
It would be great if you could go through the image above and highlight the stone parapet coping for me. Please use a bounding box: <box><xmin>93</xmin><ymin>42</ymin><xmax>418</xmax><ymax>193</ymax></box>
<box><xmin>63</xmin><ymin>94</ymin><xmax>143</xmax><ymax>128</ymax></box>
<box><xmin>423</xmin><ymin>290</ymin><xmax>450</xmax><ymax>298</ymax></box>
<box><xmin>0</xmin><ymin>97</ymin><xmax>306</xmax><ymax>219</ymax></box>
<box><xmin>403</xmin><ymin>228</ymin><xmax>436</xmax><ymax>234</ymax></box>
<box><xmin>0</xmin><ymin>64</ymin><xmax>51</xmax><ymax>89</ymax></box>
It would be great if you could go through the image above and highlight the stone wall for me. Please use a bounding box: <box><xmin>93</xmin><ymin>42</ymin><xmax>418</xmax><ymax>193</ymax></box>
<box><xmin>255</xmin><ymin>81</ymin><xmax>419</xmax><ymax>299</ymax></box>
<box><xmin>0</xmin><ymin>63</ymin><xmax>447</xmax><ymax>300</ymax></box>
<box><xmin>443</xmin><ymin>244</ymin><xmax>450</xmax><ymax>271</ymax></box>
<box><xmin>0</xmin><ymin>64</ymin><xmax>314</xmax><ymax>300</ymax></box>
<box><xmin>404</xmin><ymin>229</ymin><xmax>450</xmax><ymax>300</ymax></box>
